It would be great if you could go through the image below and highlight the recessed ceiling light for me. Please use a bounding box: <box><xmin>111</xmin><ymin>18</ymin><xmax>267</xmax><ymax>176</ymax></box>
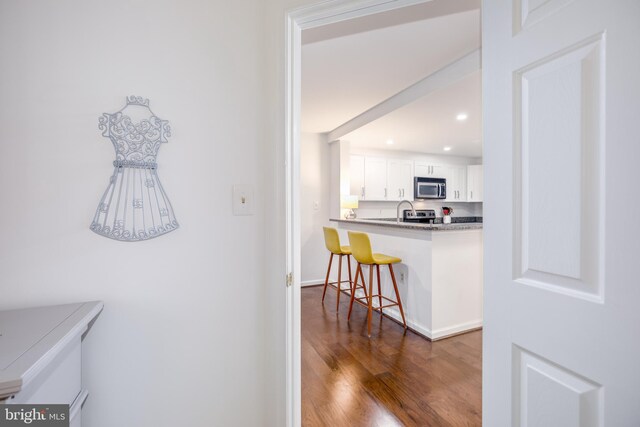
<box><xmin>386</xmin><ymin>139</ymin><xmax>395</xmax><ymax>145</ymax></box>
<box><xmin>443</xmin><ymin>146</ymin><xmax>452</xmax><ymax>152</ymax></box>
<box><xmin>456</xmin><ymin>113</ymin><xmax>468</xmax><ymax>121</ymax></box>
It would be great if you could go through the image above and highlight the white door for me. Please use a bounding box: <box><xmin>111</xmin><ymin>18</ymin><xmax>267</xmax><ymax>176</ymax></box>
<box><xmin>484</xmin><ymin>1</ymin><xmax>640</xmax><ymax>426</ymax></box>
<box><xmin>387</xmin><ymin>159</ymin><xmax>413</xmax><ymax>201</ymax></box>
<box><xmin>350</xmin><ymin>155</ymin><xmax>365</xmax><ymax>200</ymax></box>
<box><xmin>363</xmin><ymin>157</ymin><xmax>387</xmax><ymax>200</ymax></box>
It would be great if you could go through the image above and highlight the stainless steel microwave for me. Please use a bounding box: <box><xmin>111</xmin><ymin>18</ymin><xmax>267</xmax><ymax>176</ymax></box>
<box><xmin>414</xmin><ymin>177</ymin><xmax>446</xmax><ymax>199</ymax></box>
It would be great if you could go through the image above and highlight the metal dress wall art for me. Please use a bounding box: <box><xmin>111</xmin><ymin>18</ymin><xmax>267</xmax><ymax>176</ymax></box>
<box><xmin>90</xmin><ymin>96</ymin><xmax>179</xmax><ymax>241</ymax></box>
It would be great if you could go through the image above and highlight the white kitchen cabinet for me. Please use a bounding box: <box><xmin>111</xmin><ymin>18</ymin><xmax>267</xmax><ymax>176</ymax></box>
<box><xmin>351</xmin><ymin>155</ymin><xmax>483</xmax><ymax>203</ymax></box>
<box><xmin>431</xmin><ymin>165</ymin><xmax>448</xmax><ymax>179</ymax></box>
<box><xmin>414</xmin><ymin>162</ymin><xmax>445</xmax><ymax>178</ymax></box>
<box><xmin>363</xmin><ymin>157</ymin><xmax>388</xmax><ymax>200</ymax></box>
<box><xmin>349</xmin><ymin>155</ymin><xmax>365</xmax><ymax>200</ymax></box>
<box><xmin>387</xmin><ymin>160</ymin><xmax>413</xmax><ymax>201</ymax></box>
<box><xmin>445</xmin><ymin>165</ymin><xmax>468</xmax><ymax>202</ymax></box>
<box><xmin>467</xmin><ymin>165</ymin><xmax>483</xmax><ymax>201</ymax></box>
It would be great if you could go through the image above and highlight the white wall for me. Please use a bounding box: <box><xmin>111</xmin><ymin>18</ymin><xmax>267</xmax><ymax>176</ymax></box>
<box><xmin>0</xmin><ymin>1</ymin><xmax>268</xmax><ymax>426</ymax></box>
<box><xmin>300</xmin><ymin>133</ymin><xmax>332</xmax><ymax>285</ymax></box>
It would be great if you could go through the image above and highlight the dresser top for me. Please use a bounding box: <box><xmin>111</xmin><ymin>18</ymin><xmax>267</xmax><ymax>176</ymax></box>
<box><xmin>0</xmin><ymin>301</ymin><xmax>103</xmax><ymax>400</ymax></box>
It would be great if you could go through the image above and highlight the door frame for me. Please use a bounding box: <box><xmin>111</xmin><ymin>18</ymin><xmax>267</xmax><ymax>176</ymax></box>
<box><xmin>284</xmin><ymin>1</ymin><xmax>435</xmax><ymax>425</ymax></box>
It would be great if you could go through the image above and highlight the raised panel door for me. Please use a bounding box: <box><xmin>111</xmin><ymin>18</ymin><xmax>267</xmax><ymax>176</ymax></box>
<box><xmin>364</xmin><ymin>157</ymin><xmax>387</xmax><ymax>201</ymax></box>
<box><xmin>387</xmin><ymin>160</ymin><xmax>413</xmax><ymax>201</ymax></box>
<box><xmin>484</xmin><ymin>1</ymin><xmax>639</xmax><ymax>425</ymax></box>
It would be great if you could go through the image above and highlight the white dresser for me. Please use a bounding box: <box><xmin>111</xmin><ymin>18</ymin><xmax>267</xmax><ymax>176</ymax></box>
<box><xmin>0</xmin><ymin>302</ymin><xmax>103</xmax><ymax>427</ymax></box>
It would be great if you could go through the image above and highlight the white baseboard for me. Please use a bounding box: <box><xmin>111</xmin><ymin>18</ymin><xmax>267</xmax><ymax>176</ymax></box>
<box><xmin>378</xmin><ymin>307</ymin><xmax>482</xmax><ymax>341</ymax></box>
<box><xmin>431</xmin><ymin>319</ymin><xmax>483</xmax><ymax>340</ymax></box>
<box><xmin>301</xmin><ymin>279</ymin><xmax>325</xmax><ymax>287</ymax></box>
<box><xmin>303</xmin><ymin>286</ymin><xmax>483</xmax><ymax>340</ymax></box>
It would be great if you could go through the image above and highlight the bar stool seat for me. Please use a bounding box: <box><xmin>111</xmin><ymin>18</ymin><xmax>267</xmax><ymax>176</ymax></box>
<box><xmin>321</xmin><ymin>227</ymin><xmax>354</xmax><ymax>312</ymax></box>
<box><xmin>347</xmin><ymin>231</ymin><xmax>407</xmax><ymax>337</ymax></box>
<box><xmin>370</xmin><ymin>253</ymin><xmax>401</xmax><ymax>264</ymax></box>
<box><xmin>339</xmin><ymin>246</ymin><xmax>352</xmax><ymax>255</ymax></box>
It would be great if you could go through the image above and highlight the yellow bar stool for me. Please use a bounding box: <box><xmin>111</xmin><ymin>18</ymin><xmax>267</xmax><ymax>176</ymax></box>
<box><xmin>347</xmin><ymin>231</ymin><xmax>407</xmax><ymax>337</ymax></box>
<box><xmin>322</xmin><ymin>227</ymin><xmax>354</xmax><ymax>312</ymax></box>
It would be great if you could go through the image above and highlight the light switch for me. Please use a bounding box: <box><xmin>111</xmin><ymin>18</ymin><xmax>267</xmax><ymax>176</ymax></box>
<box><xmin>313</xmin><ymin>201</ymin><xmax>319</xmax><ymax>211</ymax></box>
<box><xmin>232</xmin><ymin>185</ymin><xmax>254</xmax><ymax>216</ymax></box>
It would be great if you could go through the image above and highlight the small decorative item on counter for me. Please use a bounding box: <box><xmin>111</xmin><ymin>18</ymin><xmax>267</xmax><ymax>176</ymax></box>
<box><xmin>442</xmin><ymin>206</ymin><xmax>453</xmax><ymax>224</ymax></box>
<box><xmin>341</xmin><ymin>195</ymin><xmax>359</xmax><ymax>219</ymax></box>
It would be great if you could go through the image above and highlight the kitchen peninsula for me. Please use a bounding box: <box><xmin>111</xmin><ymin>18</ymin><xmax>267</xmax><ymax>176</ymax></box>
<box><xmin>331</xmin><ymin>218</ymin><xmax>482</xmax><ymax>340</ymax></box>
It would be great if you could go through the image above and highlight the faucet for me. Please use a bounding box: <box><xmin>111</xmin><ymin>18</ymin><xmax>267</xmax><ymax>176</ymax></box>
<box><xmin>396</xmin><ymin>200</ymin><xmax>416</xmax><ymax>224</ymax></box>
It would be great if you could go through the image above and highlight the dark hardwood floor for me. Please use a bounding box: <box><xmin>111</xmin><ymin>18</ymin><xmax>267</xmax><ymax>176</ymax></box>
<box><xmin>302</xmin><ymin>285</ymin><xmax>482</xmax><ymax>426</ymax></box>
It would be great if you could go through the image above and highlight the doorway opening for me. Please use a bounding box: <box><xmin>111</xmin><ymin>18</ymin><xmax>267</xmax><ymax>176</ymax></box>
<box><xmin>287</xmin><ymin>0</ymin><xmax>483</xmax><ymax>425</ymax></box>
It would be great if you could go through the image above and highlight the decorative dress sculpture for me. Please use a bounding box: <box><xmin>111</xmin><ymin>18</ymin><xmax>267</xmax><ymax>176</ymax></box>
<box><xmin>90</xmin><ymin>96</ymin><xmax>179</xmax><ymax>241</ymax></box>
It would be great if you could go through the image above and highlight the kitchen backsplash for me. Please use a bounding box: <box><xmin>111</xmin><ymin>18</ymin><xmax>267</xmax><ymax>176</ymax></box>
<box><xmin>354</xmin><ymin>200</ymin><xmax>483</xmax><ymax>219</ymax></box>
<box><xmin>433</xmin><ymin>216</ymin><xmax>483</xmax><ymax>224</ymax></box>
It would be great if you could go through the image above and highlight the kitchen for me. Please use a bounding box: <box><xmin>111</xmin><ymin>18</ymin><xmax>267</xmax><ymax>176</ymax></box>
<box><xmin>299</xmin><ymin>2</ymin><xmax>484</xmax><ymax>424</ymax></box>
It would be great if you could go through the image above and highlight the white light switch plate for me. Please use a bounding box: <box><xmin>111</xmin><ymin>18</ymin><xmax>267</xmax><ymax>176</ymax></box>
<box><xmin>232</xmin><ymin>185</ymin><xmax>254</xmax><ymax>216</ymax></box>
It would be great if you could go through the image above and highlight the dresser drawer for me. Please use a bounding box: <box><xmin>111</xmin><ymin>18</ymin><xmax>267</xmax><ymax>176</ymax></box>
<box><xmin>9</xmin><ymin>335</ymin><xmax>82</xmax><ymax>405</ymax></box>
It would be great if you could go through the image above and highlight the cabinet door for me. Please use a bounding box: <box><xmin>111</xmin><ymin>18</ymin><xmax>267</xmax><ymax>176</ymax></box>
<box><xmin>387</xmin><ymin>160</ymin><xmax>413</xmax><ymax>201</ymax></box>
<box><xmin>350</xmin><ymin>155</ymin><xmax>365</xmax><ymax>200</ymax></box>
<box><xmin>431</xmin><ymin>165</ymin><xmax>447</xmax><ymax>179</ymax></box>
<box><xmin>455</xmin><ymin>165</ymin><xmax>468</xmax><ymax>201</ymax></box>
<box><xmin>415</xmin><ymin>162</ymin><xmax>445</xmax><ymax>178</ymax></box>
<box><xmin>443</xmin><ymin>165</ymin><xmax>467</xmax><ymax>201</ymax></box>
<box><xmin>467</xmin><ymin>165</ymin><xmax>483</xmax><ymax>201</ymax></box>
<box><xmin>442</xmin><ymin>166</ymin><xmax>457</xmax><ymax>202</ymax></box>
<box><xmin>414</xmin><ymin>161</ymin><xmax>431</xmax><ymax>177</ymax></box>
<box><xmin>364</xmin><ymin>157</ymin><xmax>388</xmax><ymax>200</ymax></box>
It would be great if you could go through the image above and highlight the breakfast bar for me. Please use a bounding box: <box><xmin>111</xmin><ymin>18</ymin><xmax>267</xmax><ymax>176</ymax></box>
<box><xmin>331</xmin><ymin>218</ymin><xmax>483</xmax><ymax>340</ymax></box>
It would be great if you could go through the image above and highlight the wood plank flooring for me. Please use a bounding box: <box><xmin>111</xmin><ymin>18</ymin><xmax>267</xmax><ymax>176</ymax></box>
<box><xmin>302</xmin><ymin>285</ymin><xmax>482</xmax><ymax>426</ymax></box>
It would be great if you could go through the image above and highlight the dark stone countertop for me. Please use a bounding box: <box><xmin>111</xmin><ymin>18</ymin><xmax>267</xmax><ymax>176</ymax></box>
<box><xmin>330</xmin><ymin>217</ymin><xmax>483</xmax><ymax>231</ymax></box>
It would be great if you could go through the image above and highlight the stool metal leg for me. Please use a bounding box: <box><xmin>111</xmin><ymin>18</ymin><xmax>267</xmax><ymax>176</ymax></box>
<box><xmin>388</xmin><ymin>264</ymin><xmax>407</xmax><ymax>329</ymax></box>
<box><xmin>376</xmin><ymin>264</ymin><xmax>383</xmax><ymax>314</ymax></box>
<box><xmin>348</xmin><ymin>263</ymin><xmax>368</xmax><ymax>321</ymax></box>
<box><xmin>348</xmin><ymin>263</ymin><xmax>360</xmax><ymax>321</ymax></box>
<box><xmin>347</xmin><ymin>255</ymin><xmax>353</xmax><ymax>293</ymax></box>
<box><xmin>322</xmin><ymin>253</ymin><xmax>334</xmax><ymax>303</ymax></box>
<box><xmin>368</xmin><ymin>264</ymin><xmax>375</xmax><ymax>337</ymax></box>
<box><xmin>336</xmin><ymin>254</ymin><xmax>343</xmax><ymax>312</ymax></box>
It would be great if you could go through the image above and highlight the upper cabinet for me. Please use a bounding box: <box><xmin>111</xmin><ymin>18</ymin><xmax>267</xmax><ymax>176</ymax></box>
<box><xmin>349</xmin><ymin>153</ymin><xmax>483</xmax><ymax>203</ymax></box>
<box><xmin>415</xmin><ymin>162</ymin><xmax>446</xmax><ymax>178</ymax></box>
<box><xmin>350</xmin><ymin>156</ymin><xmax>413</xmax><ymax>201</ymax></box>
<box><xmin>363</xmin><ymin>157</ymin><xmax>388</xmax><ymax>200</ymax></box>
<box><xmin>467</xmin><ymin>165</ymin><xmax>483</xmax><ymax>202</ymax></box>
<box><xmin>387</xmin><ymin>160</ymin><xmax>414</xmax><ymax>201</ymax></box>
<box><xmin>445</xmin><ymin>165</ymin><xmax>468</xmax><ymax>202</ymax></box>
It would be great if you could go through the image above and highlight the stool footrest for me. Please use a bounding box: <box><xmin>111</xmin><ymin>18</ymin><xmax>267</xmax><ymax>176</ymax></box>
<box><xmin>326</xmin><ymin>279</ymin><xmax>353</xmax><ymax>287</ymax></box>
<box><xmin>353</xmin><ymin>296</ymin><xmax>400</xmax><ymax>310</ymax></box>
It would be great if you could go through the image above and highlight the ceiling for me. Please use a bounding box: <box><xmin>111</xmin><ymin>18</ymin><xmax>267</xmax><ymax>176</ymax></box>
<box><xmin>301</xmin><ymin>0</ymin><xmax>482</xmax><ymax>157</ymax></box>
<box><xmin>348</xmin><ymin>71</ymin><xmax>482</xmax><ymax>156</ymax></box>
